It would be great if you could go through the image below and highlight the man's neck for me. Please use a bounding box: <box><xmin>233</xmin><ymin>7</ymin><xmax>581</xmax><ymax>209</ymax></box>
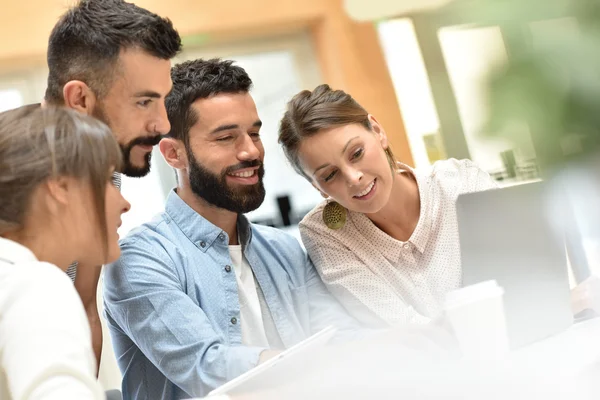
<box><xmin>176</xmin><ymin>185</ymin><xmax>239</xmax><ymax>245</ymax></box>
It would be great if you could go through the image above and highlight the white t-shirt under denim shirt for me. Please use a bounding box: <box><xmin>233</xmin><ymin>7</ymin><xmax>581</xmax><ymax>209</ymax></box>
<box><xmin>0</xmin><ymin>237</ymin><xmax>104</xmax><ymax>399</ymax></box>
<box><xmin>299</xmin><ymin>159</ymin><xmax>498</xmax><ymax>327</ymax></box>
<box><xmin>228</xmin><ymin>244</ymin><xmax>270</xmax><ymax>347</ymax></box>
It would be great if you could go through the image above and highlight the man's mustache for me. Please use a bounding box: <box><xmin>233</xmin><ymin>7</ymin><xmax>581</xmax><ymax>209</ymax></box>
<box><xmin>224</xmin><ymin>160</ymin><xmax>263</xmax><ymax>175</ymax></box>
<box><xmin>127</xmin><ymin>135</ymin><xmax>163</xmax><ymax>148</ymax></box>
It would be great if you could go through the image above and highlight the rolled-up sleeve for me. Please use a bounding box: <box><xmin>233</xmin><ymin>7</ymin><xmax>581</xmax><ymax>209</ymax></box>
<box><xmin>103</xmin><ymin>234</ymin><xmax>264</xmax><ymax>397</ymax></box>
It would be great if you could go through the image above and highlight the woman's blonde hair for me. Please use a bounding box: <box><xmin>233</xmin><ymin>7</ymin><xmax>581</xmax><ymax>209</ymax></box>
<box><xmin>278</xmin><ymin>84</ymin><xmax>397</xmax><ymax>180</ymax></box>
<box><xmin>0</xmin><ymin>105</ymin><xmax>122</xmax><ymax>256</ymax></box>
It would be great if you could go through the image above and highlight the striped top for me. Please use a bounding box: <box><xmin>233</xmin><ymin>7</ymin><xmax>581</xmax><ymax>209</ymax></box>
<box><xmin>67</xmin><ymin>172</ymin><xmax>122</xmax><ymax>282</ymax></box>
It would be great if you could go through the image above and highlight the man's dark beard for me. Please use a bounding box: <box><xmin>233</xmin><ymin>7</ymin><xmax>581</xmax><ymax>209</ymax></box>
<box><xmin>119</xmin><ymin>135</ymin><xmax>161</xmax><ymax>177</ymax></box>
<box><xmin>188</xmin><ymin>151</ymin><xmax>266</xmax><ymax>214</ymax></box>
<box><xmin>92</xmin><ymin>104</ymin><xmax>160</xmax><ymax>177</ymax></box>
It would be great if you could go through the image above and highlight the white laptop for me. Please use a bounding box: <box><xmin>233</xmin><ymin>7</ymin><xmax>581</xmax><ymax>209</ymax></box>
<box><xmin>456</xmin><ymin>181</ymin><xmax>573</xmax><ymax>349</ymax></box>
<box><xmin>206</xmin><ymin>325</ymin><xmax>337</xmax><ymax>397</ymax></box>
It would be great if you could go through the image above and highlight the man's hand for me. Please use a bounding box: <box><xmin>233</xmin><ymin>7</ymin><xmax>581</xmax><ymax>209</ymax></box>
<box><xmin>258</xmin><ymin>349</ymin><xmax>282</xmax><ymax>364</ymax></box>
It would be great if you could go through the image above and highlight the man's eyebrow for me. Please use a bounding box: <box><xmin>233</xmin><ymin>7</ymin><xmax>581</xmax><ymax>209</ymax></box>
<box><xmin>133</xmin><ymin>91</ymin><xmax>162</xmax><ymax>98</ymax></box>
<box><xmin>211</xmin><ymin>120</ymin><xmax>262</xmax><ymax>134</ymax></box>
<box><xmin>210</xmin><ymin>124</ymin><xmax>239</xmax><ymax>134</ymax></box>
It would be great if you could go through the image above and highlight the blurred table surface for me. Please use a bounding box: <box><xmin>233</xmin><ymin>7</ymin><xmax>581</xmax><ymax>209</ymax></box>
<box><xmin>187</xmin><ymin>317</ymin><xmax>600</xmax><ymax>400</ymax></box>
<box><xmin>510</xmin><ymin>315</ymin><xmax>600</xmax><ymax>374</ymax></box>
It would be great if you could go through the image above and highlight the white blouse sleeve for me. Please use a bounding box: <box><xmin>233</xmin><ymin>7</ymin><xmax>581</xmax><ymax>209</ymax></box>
<box><xmin>0</xmin><ymin>262</ymin><xmax>105</xmax><ymax>400</ymax></box>
<box><xmin>300</xmin><ymin>216</ymin><xmax>431</xmax><ymax>327</ymax></box>
<box><xmin>457</xmin><ymin>158</ymin><xmax>499</xmax><ymax>193</ymax></box>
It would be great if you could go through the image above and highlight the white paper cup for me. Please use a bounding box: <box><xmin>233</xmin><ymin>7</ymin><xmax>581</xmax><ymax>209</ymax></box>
<box><xmin>445</xmin><ymin>280</ymin><xmax>510</xmax><ymax>359</ymax></box>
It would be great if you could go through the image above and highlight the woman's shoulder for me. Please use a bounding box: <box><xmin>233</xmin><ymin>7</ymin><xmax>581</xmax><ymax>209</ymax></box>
<box><xmin>299</xmin><ymin>200</ymin><xmax>330</xmax><ymax>239</ymax></box>
<box><xmin>414</xmin><ymin>158</ymin><xmax>497</xmax><ymax>197</ymax></box>
<box><xmin>1</xmin><ymin>261</ymin><xmax>82</xmax><ymax>313</ymax></box>
<box><xmin>423</xmin><ymin>158</ymin><xmax>482</xmax><ymax>177</ymax></box>
<box><xmin>417</xmin><ymin>158</ymin><xmax>488</xmax><ymax>184</ymax></box>
<box><xmin>1</xmin><ymin>260</ymin><xmax>72</xmax><ymax>285</ymax></box>
<box><xmin>1</xmin><ymin>261</ymin><xmax>90</xmax><ymax>345</ymax></box>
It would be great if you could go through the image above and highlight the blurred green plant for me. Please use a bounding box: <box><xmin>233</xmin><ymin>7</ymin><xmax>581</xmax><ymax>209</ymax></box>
<box><xmin>456</xmin><ymin>0</ymin><xmax>600</xmax><ymax>171</ymax></box>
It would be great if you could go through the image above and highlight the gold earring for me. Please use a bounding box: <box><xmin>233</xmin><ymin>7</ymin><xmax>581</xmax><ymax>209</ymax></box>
<box><xmin>322</xmin><ymin>200</ymin><xmax>347</xmax><ymax>230</ymax></box>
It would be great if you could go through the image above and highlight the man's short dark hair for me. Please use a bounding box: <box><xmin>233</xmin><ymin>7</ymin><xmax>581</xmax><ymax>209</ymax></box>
<box><xmin>45</xmin><ymin>0</ymin><xmax>182</xmax><ymax>104</ymax></box>
<box><xmin>166</xmin><ymin>58</ymin><xmax>253</xmax><ymax>147</ymax></box>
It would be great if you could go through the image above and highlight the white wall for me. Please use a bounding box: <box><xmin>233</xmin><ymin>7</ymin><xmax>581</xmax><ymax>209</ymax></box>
<box><xmin>377</xmin><ymin>18</ymin><xmax>440</xmax><ymax>169</ymax></box>
<box><xmin>377</xmin><ymin>18</ymin><xmax>535</xmax><ymax>173</ymax></box>
<box><xmin>438</xmin><ymin>25</ymin><xmax>514</xmax><ymax>173</ymax></box>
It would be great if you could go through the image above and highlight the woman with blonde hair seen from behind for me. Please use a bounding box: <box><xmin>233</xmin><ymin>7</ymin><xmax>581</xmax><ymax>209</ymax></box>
<box><xmin>278</xmin><ymin>84</ymin><xmax>497</xmax><ymax>328</ymax></box>
<box><xmin>0</xmin><ymin>105</ymin><xmax>130</xmax><ymax>399</ymax></box>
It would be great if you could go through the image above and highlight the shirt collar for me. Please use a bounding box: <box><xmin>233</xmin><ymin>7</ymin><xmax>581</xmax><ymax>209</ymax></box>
<box><xmin>164</xmin><ymin>190</ymin><xmax>253</xmax><ymax>251</ymax></box>
<box><xmin>0</xmin><ymin>237</ymin><xmax>38</xmax><ymax>264</ymax></box>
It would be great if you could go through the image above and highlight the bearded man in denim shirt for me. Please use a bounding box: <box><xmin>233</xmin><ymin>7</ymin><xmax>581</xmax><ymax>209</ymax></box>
<box><xmin>103</xmin><ymin>58</ymin><xmax>360</xmax><ymax>400</ymax></box>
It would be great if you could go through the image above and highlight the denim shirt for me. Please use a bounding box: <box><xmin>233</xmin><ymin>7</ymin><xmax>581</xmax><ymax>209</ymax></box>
<box><xmin>103</xmin><ymin>190</ymin><xmax>359</xmax><ymax>400</ymax></box>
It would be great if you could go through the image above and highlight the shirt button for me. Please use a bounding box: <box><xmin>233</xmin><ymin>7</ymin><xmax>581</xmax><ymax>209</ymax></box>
<box><xmin>230</xmin><ymin>317</ymin><xmax>238</xmax><ymax>325</ymax></box>
<box><xmin>403</xmin><ymin>243</ymin><xmax>410</xmax><ymax>249</ymax></box>
<box><xmin>225</xmin><ymin>265</ymin><xmax>232</xmax><ymax>273</ymax></box>
<box><xmin>219</xmin><ymin>234</ymin><xmax>225</xmax><ymax>241</ymax></box>
<box><xmin>199</xmin><ymin>241</ymin><xmax>206</xmax><ymax>248</ymax></box>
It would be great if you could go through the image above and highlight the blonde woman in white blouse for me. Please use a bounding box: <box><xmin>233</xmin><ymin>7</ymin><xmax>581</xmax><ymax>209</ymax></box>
<box><xmin>0</xmin><ymin>105</ymin><xmax>130</xmax><ymax>399</ymax></box>
<box><xmin>278</xmin><ymin>84</ymin><xmax>498</xmax><ymax>327</ymax></box>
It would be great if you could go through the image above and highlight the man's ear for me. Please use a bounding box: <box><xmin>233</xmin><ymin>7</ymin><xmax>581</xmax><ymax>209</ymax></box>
<box><xmin>63</xmin><ymin>80</ymin><xmax>97</xmax><ymax>116</ymax></box>
<box><xmin>159</xmin><ymin>137</ymin><xmax>188</xmax><ymax>169</ymax></box>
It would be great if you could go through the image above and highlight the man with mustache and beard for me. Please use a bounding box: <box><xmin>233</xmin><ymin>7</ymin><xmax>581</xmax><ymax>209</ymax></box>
<box><xmin>42</xmin><ymin>0</ymin><xmax>182</xmax><ymax>373</ymax></box>
<box><xmin>103</xmin><ymin>59</ymin><xmax>360</xmax><ymax>400</ymax></box>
